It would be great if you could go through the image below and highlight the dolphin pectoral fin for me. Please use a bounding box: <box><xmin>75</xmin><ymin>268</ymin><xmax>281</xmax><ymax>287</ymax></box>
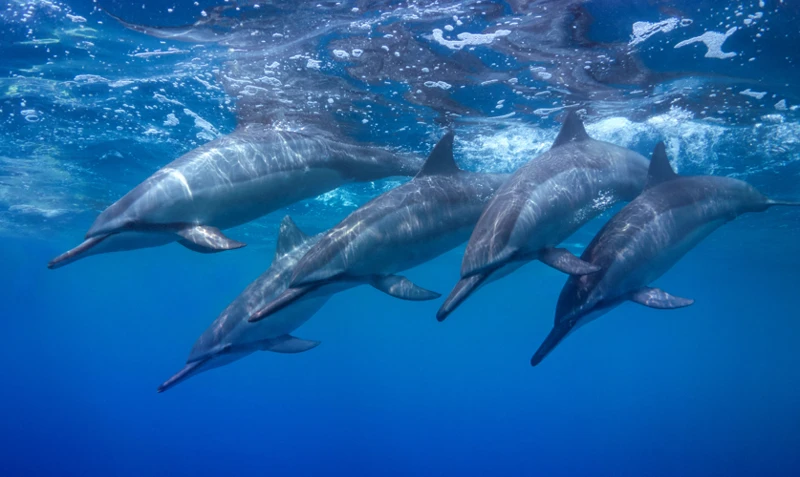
<box><xmin>437</xmin><ymin>273</ymin><xmax>488</xmax><ymax>322</ymax></box>
<box><xmin>531</xmin><ymin>324</ymin><xmax>572</xmax><ymax>366</ymax></box>
<box><xmin>629</xmin><ymin>287</ymin><xmax>694</xmax><ymax>309</ymax></box>
<box><xmin>370</xmin><ymin>275</ymin><xmax>441</xmax><ymax>301</ymax></box>
<box><xmin>539</xmin><ymin>248</ymin><xmax>601</xmax><ymax>276</ymax></box>
<box><xmin>264</xmin><ymin>335</ymin><xmax>321</xmax><ymax>354</ymax></box>
<box><xmin>176</xmin><ymin>225</ymin><xmax>246</xmax><ymax>253</ymax></box>
<box><xmin>248</xmin><ymin>286</ymin><xmax>313</xmax><ymax>323</ymax></box>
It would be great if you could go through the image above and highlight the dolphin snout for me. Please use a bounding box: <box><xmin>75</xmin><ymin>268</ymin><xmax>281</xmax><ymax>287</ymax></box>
<box><xmin>437</xmin><ymin>273</ymin><xmax>488</xmax><ymax>322</ymax></box>
<box><xmin>530</xmin><ymin>321</ymin><xmax>574</xmax><ymax>367</ymax></box>
<box><xmin>47</xmin><ymin>235</ymin><xmax>110</xmax><ymax>269</ymax></box>
<box><xmin>157</xmin><ymin>358</ymin><xmax>209</xmax><ymax>393</ymax></box>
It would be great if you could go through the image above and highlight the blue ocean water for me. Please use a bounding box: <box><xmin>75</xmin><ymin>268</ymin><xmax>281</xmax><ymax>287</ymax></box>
<box><xmin>2</xmin><ymin>1</ymin><xmax>799</xmax><ymax>476</ymax></box>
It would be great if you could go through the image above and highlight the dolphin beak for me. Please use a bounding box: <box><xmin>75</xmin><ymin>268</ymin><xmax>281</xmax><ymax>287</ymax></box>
<box><xmin>437</xmin><ymin>272</ymin><xmax>488</xmax><ymax>322</ymax></box>
<box><xmin>248</xmin><ymin>286</ymin><xmax>312</xmax><ymax>323</ymax></box>
<box><xmin>157</xmin><ymin>358</ymin><xmax>210</xmax><ymax>393</ymax></box>
<box><xmin>530</xmin><ymin>322</ymin><xmax>574</xmax><ymax>367</ymax></box>
<box><xmin>47</xmin><ymin>235</ymin><xmax>110</xmax><ymax>269</ymax></box>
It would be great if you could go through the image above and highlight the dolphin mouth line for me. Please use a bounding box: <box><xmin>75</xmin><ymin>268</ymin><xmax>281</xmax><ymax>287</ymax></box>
<box><xmin>248</xmin><ymin>284</ymin><xmax>317</xmax><ymax>323</ymax></box>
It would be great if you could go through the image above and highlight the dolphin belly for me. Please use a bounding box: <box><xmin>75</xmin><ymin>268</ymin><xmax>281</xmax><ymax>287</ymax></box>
<box><xmin>605</xmin><ymin>213</ymin><xmax>729</xmax><ymax>303</ymax></box>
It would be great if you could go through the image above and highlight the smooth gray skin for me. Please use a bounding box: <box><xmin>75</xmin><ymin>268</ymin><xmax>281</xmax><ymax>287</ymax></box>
<box><xmin>248</xmin><ymin>132</ymin><xmax>509</xmax><ymax>323</ymax></box>
<box><xmin>158</xmin><ymin>216</ymin><xmax>328</xmax><ymax>392</ymax></box>
<box><xmin>531</xmin><ymin>142</ymin><xmax>799</xmax><ymax>366</ymax></box>
<box><xmin>437</xmin><ymin>111</ymin><xmax>649</xmax><ymax>321</ymax></box>
<box><xmin>48</xmin><ymin>125</ymin><xmax>419</xmax><ymax>269</ymax></box>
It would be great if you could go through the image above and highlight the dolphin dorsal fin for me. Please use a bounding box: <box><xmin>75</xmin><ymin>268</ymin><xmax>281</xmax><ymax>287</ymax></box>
<box><xmin>551</xmin><ymin>111</ymin><xmax>591</xmax><ymax>148</ymax></box>
<box><xmin>415</xmin><ymin>131</ymin><xmax>460</xmax><ymax>178</ymax></box>
<box><xmin>645</xmin><ymin>142</ymin><xmax>678</xmax><ymax>190</ymax></box>
<box><xmin>274</xmin><ymin>216</ymin><xmax>310</xmax><ymax>258</ymax></box>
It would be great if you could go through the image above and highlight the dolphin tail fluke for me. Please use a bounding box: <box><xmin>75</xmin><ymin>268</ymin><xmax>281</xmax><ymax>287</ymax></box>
<box><xmin>539</xmin><ymin>247</ymin><xmax>601</xmax><ymax>276</ymax></box>
<box><xmin>176</xmin><ymin>225</ymin><xmax>246</xmax><ymax>253</ymax></box>
<box><xmin>767</xmin><ymin>200</ymin><xmax>800</xmax><ymax>207</ymax></box>
<box><xmin>157</xmin><ymin>358</ymin><xmax>209</xmax><ymax>393</ymax></box>
<box><xmin>248</xmin><ymin>286</ymin><xmax>312</xmax><ymax>323</ymax></box>
<box><xmin>531</xmin><ymin>324</ymin><xmax>572</xmax><ymax>366</ymax></box>
<box><xmin>47</xmin><ymin>235</ymin><xmax>110</xmax><ymax>269</ymax></box>
<box><xmin>370</xmin><ymin>275</ymin><xmax>441</xmax><ymax>301</ymax></box>
<box><xmin>437</xmin><ymin>273</ymin><xmax>488</xmax><ymax>322</ymax></box>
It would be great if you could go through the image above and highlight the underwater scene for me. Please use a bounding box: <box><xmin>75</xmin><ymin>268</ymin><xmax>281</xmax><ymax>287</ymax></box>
<box><xmin>2</xmin><ymin>0</ymin><xmax>799</xmax><ymax>475</ymax></box>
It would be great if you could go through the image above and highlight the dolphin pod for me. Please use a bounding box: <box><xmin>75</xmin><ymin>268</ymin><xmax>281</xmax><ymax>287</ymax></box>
<box><xmin>247</xmin><ymin>131</ymin><xmax>509</xmax><ymax>324</ymax></box>
<box><xmin>44</xmin><ymin>109</ymin><xmax>796</xmax><ymax>388</ymax></box>
<box><xmin>437</xmin><ymin>111</ymin><xmax>649</xmax><ymax>321</ymax></box>
<box><xmin>154</xmin><ymin>118</ymin><xmax>796</xmax><ymax>390</ymax></box>
<box><xmin>158</xmin><ymin>216</ymin><xmax>326</xmax><ymax>392</ymax></box>
<box><xmin>530</xmin><ymin>142</ymin><xmax>800</xmax><ymax>366</ymax></box>
<box><xmin>48</xmin><ymin>124</ymin><xmax>420</xmax><ymax>269</ymax></box>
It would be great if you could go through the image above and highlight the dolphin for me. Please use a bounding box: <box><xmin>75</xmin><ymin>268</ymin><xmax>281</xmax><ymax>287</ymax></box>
<box><xmin>248</xmin><ymin>131</ymin><xmax>509</xmax><ymax>323</ymax></box>
<box><xmin>158</xmin><ymin>215</ymin><xmax>327</xmax><ymax>392</ymax></box>
<box><xmin>531</xmin><ymin>142</ymin><xmax>800</xmax><ymax>366</ymax></box>
<box><xmin>48</xmin><ymin>124</ymin><xmax>420</xmax><ymax>269</ymax></box>
<box><xmin>437</xmin><ymin>111</ymin><xmax>649</xmax><ymax>321</ymax></box>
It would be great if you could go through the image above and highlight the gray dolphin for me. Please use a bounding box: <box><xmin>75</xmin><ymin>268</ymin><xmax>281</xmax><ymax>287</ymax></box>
<box><xmin>248</xmin><ymin>132</ymin><xmax>509</xmax><ymax>323</ymax></box>
<box><xmin>531</xmin><ymin>142</ymin><xmax>800</xmax><ymax>366</ymax></box>
<box><xmin>158</xmin><ymin>215</ymin><xmax>327</xmax><ymax>392</ymax></box>
<box><xmin>49</xmin><ymin>125</ymin><xmax>419</xmax><ymax>269</ymax></box>
<box><xmin>437</xmin><ymin>112</ymin><xmax>649</xmax><ymax>321</ymax></box>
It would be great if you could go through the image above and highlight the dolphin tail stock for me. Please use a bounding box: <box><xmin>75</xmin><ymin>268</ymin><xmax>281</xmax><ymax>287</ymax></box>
<box><xmin>531</xmin><ymin>323</ymin><xmax>572</xmax><ymax>367</ymax></box>
<box><xmin>538</xmin><ymin>247</ymin><xmax>601</xmax><ymax>276</ymax></box>
<box><xmin>437</xmin><ymin>272</ymin><xmax>489</xmax><ymax>322</ymax></box>
<box><xmin>248</xmin><ymin>286</ymin><xmax>314</xmax><ymax>323</ymax></box>
<box><xmin>47</xmin><ymin>234</ymin><xmax>111</xmax><ymax>269</ymax></box>
<box><xmin>176</xmin><ymin>225</ymin><xmax>246</xmax><ymax>253</ymax></box>
<box><xmin>370</xmin><ymin>275</ymin><xmax>441</xmax><ymax>301</ymax></box>
<box><xmin>157</xmin><ymin>357</ymin><xmax>211</xmax><ymax>393</ymax></box>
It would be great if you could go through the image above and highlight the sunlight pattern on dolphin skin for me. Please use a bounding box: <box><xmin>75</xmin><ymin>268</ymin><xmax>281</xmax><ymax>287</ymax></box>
<box><xmin>163</xmin><ymin>168</ymin><xmax>193</xmax><ymax>200</ymax></box>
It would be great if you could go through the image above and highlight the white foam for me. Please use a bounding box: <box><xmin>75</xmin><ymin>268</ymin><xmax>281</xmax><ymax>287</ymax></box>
<box><xmin>163</xmin><ymin>113</ymin><xmax>179</xmax><ymax>127</ymax></box>
<box><xmin>674</xmin><ymin>27</ymin><xmax>737</xmax><ymax>59</ymax></box>
<box><xmin>73</xmin><ymin>74</ymin><xmax>108</xmax><ymax>83</ymax></box>
<box><xmin>629</xmin><ymin>17</ymin><xmax>692</xmax><ymax>46</ymax></box>
<box><xmin>183</xmin><ymin>108</ymin><xmax>219</xmax><ymax>138</ymax></box>
<box><xmin>131</xmin><ymin>48</ymin><xmax>189</xmax><ymax>58</ymax></box>
<box><xmin>424</xmin><ymin>81</ymin><xmax>452</xmax><ymax>90</ymax></box>
<box><xmin>8</xmin><ymin>204</ymin><xmax>67</xmax><ymax>218</ymax></box>
<box><xmin>740</xmin><ymin>89</ymin><xmax>767</xmax><ymax>100</ymax></box>
<box><xmin>431</xmin><ymin>29</ymin><xmax>511</xmax><ymax>50</ymax></box>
